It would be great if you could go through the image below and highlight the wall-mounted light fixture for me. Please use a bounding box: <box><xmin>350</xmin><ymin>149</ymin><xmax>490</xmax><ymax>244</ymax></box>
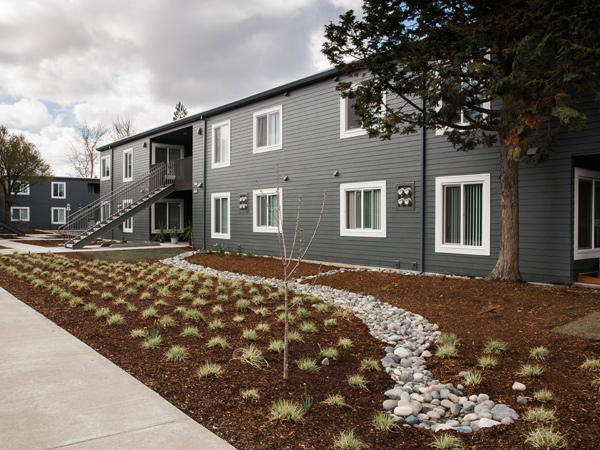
<box><xmin>283</xmin><ymin>176</ymin><xmax>289</xmax><ymax>181</ymax></box>
<box><xmin>333</xmin><ymin>76</ymin><xmax>339</xmax><ymax>82</ymax></box>
<box><xmin>143</xmin><ymin>142</ymin><xmax>148</xmax><ymax>148</ymax></box>
<box><xmin>526</xmin><ymin>146</ymin><xmax>540</xmax><ymax>156</ymax></box>
<box><xmin>283</xmin><ymin>91</ymin><xmax>290</xmax><ymax>97</ymax></box>
<box><xmin>198</xmin><ymin>128</ymin><xmax>203</xmax><ymax>135</ymax></box>
<box><xmin>333</xmin><ymin>170</ymin><xmax>340</xmax><ymax>177</ymax></box>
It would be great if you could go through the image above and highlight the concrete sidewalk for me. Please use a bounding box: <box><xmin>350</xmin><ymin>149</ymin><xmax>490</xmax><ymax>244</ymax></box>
<box><xmin>0</xmin><ymin>287</ymin><xmax>236</xmax><ymax>450</ymax></box>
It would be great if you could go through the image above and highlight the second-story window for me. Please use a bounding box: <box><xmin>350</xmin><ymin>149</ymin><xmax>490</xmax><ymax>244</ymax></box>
<box><xmin>253</xmin><ymin>105</ymin><xmax>282</xmax><ymax>153</ymax></box>
<box><xmin>123</xmin><ymin>149</ymin><xmax>133</xmax><ymax>181</ymax></box>
<box><xmin>212</xmin><ymin>120</ymin><xmax>231</xmax><ymax>168</ymax></box>
<box><xmin>52</xmin><ymin>182</ymin><xmax>66</xmax><ymax>199</ymax></box>
<box><xmin>101</xmin><ymin>155</ymin><xmax>111</xmax><ymax>180</ymax></box>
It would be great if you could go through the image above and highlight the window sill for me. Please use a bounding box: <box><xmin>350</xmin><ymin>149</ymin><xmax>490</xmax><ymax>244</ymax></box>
<box><xmin>340</xmin><ymin>228</ymin><xmax>386</xmax><ymax>238</ymax></box>
<box><xmin>253</xmin><ymin>226</ymin><xmax>279</xmax><ymax>234</ymax></box>
<box><xmin>340</xmin><ymin>128</ymin><xmax>367</xmax><ymax>139</ymax></box>
<box><xmin>435</xmin><ymin>244</ymin><xmax>490</xmax><ymax>256</ymax></box>
<box><xmin>212</xmin><ymin>161</ymin><xmax>230</xmax><ymax>169</ymax></box>
<box><xmin>211</xmin><ymin>232</ymin><xmax>230</xmax><ymax>240</ymax></box>
<box><xmin>253</xmin><ymin>144</ymin><xmax>282</xmax><ymax>154</ymax></box>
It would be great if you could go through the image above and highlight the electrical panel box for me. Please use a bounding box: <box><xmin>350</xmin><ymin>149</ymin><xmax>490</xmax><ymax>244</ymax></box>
<box><xmin>397</xmin><ymin>182</ymin><xmax>415</xmax><ymax>210</ymax></box>
<box><xmin>239</xmin><ymin>193</ymin><xmax>248</xmax><ymax>211</ymax></box>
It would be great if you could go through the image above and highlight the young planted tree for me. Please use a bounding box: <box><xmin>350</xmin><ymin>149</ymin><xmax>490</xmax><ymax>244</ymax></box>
<box><xmin>68</xmin><ymin>121</ymin><xmax>108</xmax><ymax>178</ymax></box>
<box><xmin>257</xmin><ymin>166</ymin><xmax>326</xmax><ymax>379</ymax></box>
<box><xmin>0</xmin><ymin>126</ymin><xmax>53</xmax><ymax>221</ymax></box>
<box><xmin>323</xmin><ymin>0</ymin><xmax>600</xmax><ymax>281</ymax></box>
<box><xmin>173</xmin><ymin>102</ymin><xmax>188</xmax><ymax>121</ymax></box>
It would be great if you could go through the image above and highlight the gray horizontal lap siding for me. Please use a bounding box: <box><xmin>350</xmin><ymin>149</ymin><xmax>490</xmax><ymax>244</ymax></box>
<box><xmin>203</xmin><ymin>78</ymin><xmax>422</xmax><ymax>270</ymax></box>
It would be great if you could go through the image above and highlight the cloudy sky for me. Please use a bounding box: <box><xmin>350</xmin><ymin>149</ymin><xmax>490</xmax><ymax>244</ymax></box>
<box><xmin>0</xmin><ymin>0</ymin><xmax>362</xmax><ymax>176</ymax></box>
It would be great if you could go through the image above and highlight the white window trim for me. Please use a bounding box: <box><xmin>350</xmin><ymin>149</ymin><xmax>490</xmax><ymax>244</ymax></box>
<box><xmin>211</xmin><ymin>120</ymin><xmax>231</xmax><ymax>169</ymax></box>
<box><xmin>123</xmin><ymin>148</ymin><xmax>133</xmax><ymax>182</ymax></box>
<box><xmin>151</xmin><ymin>143</ymin><xmax>185</xmax><ymax>164</ymax></box>
<box><xmin>51</xmin><ymin>207</ymin><xmax>66</xmax><ymax>225</ymax></box>
<box><xmin>574</xmin><ymin>168</ymin><xmax>600</xmax><ymax>260</ymax></box>
<box><xmin>11</xmin><ymin>206</ymin><xmax>30</xmax><ymax>222</ymax></box>
<box><xmin>435</xmin><ymin>173</ymin><xmax>491</xmax><ymax>256</ymax></box>
<box><xmin>100</xmin><ymin>155</ymin><xmax>111</xmax><ymax>180</ymax></box>
<box><xmin>253</xmin><ymin>188</ymin><xmax>282</xmax><ymax>233</ymax></box>
<box><xmin>51</xmin><ymin>181</ymin><xmax>66</xmax><ymax>199</ymax></box>
<box><xmin>339</xmin><ymin>180</ymin><xmax>387</xmax><ymax>238</ymax></box>
<box><xmin>340</xmin><ymin>91</ymin><xmax>387</xmax><ymax>139</ymax></box>
<box><xmin>15</xmin><ymin>182</ymin><xmax>30</xmax><ymax>195</ymax></box>
<box><xmin>211</xmin><ymin>192</ymin><xmax>231</xmax><ymax>239</ymax></box>
<box><xmin>150</xmin><ymin>199</ymin><xmax>184</xmax><ymax>234</ymax></box>
<box><xmin>122</xmin><ymin>199</ymin><xmax>133</xmax><ymax>233</ymax></box>
<box><xmin>252</xmin><ymin>105</ymin><xmax>283</xmax><ymax>153</ymax></box>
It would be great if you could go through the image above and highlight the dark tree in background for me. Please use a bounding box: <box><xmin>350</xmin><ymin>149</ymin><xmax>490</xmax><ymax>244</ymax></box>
<box><xmin>173</xmin><ymin>102</ymin><xmax>188</xmax><ymax>121</ymax></box>
<box><xmin>323</xmin><ymin>0</ymin><xmax>600</xmax><ymax>281</ymax></box>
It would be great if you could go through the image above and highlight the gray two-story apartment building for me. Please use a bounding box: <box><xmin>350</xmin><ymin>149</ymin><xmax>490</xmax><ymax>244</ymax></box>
<box><xmin>3</xmin><ymin>177</ymin><xmax>100</xmax><ymax>229</ymax></box>
<box><xmin>88</xmin><ymin>68</ymin><xmax>600</xmax><ymax>284</ymax></box>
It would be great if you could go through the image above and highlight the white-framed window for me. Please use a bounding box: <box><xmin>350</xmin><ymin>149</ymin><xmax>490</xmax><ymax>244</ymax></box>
<box><xmin>340</xmin><ymin>181</ymin><xmax>387</xmax><ymax>238</ymax></box>
<box><xmin>51</xmin><ymin>207</ymin><xmax>66</xmax><ymax>225</ymax></box>
<box><xmin>340</xmin><ymin>95</ymin><xmax>368</xmax><ymax>139</ymax></box>
<box><xmin>123</xmin><ymin>148</ymin><xmax>133</xmax><ymax>182</ymax></box>
<box><xmin>152</xmin><ymin>143</ymin><xmax>184</xmax><ymax>164</ymax></box>
<box><xmin>212</xmin><ymin>120</ymin><xmax>231</xmax><ymax>168</ymax></box>
<box><xmin>211</xmin><ymin>192</ymin><xmax>230</xmax><ymax>239</ymax></box>
<box><xmin>253</xmin><ymin>105</ymin><xmax>282</xmax><ymax>153</ymax></box>
<box><xmin>435</xmin><ymin>173</ymin><xmax>491</xmax><ymax>256</ymax></box>
<box><xmin>10</xmin><ymin>207</ymin><xmax>29</xmax><ymax>222</ymax></box>
<box><xmin>253</xmin><ymin>188</ymin><xmax>282</xmax><ymax>233</ymax></box>
<box><xmin>574</xmin><ymin>168</ymin><xmax>600</xmax><ymax>260</ymax></box>
<box><xmin>151</xmin><ymin>200</ymin><xmax>183</xmax><ymax>233</ymax></box>
<box><xmin>122</xmin><ymin>199</ymin><xmax>133</xmax><ymax>232</ymax></box>
<box><xmin>100</xmin><ymin>155</ymin><xmax>111</xmax><ymax>180</ymax></box>
<box><xmin>15</xmin><ymin>182</ymin><xmax>30</xmax><ymax>195</ymax></box>
<box><xmin>101</xmin><ymin>201</ymin><xmax>111</xmax><ymax>221</ymax></box>
<box><xmin>51</xmin><ymin>182</ymin><xmax>66</xmax><ymax>199</ymax></box>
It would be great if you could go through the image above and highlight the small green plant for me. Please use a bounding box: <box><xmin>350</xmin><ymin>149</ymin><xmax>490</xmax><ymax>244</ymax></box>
<box><xmin>463</xmin><ymin>369</ymin><xmax>482</xmax><ymax>386</ymax></box>
<box><xmin>299</xmin><ymin>321</ymin><xmax>317</xmax><ymax>333</ymax></box>
<box><xmin>232</xmin><ymin>344</ymin><xmax>269</xmax><ymax>369</ymax></box>
<box><xmin>142</xmin><ymin>306</ymin><xmax>158</xmax><ymax>318</ymax></box>
<box><xmin>338</xmin><ymin>337</ymin><xmax>354</xmax><ymax>349</ymax></box>
<box><xmin>518</xmin><ymin>364</ymin><xmax>545</xmax><ymax>377</ymax></box>
<box><xmin>130</xmin><ymin>328</ymin><xmax>146</xmax><ymax>338</ymax></box>
<box><xmin>197</xmin><ymin>361</ymin><xmax>222</xmax><ymax>378</ymax></box>
<box><xmin>269</xmin><ymin>339</ymin><xmax>285</xmax><ymax>353</ymax></box>
<box><xmin>361</xmin><ymin>358</ymin><xmax>380</xmax><ymax>371</ymax></box>
<box><xmin>232</xmin><ymin>315</ymin><xmax>244</xmax><ymax>322</ymax></box>
<box><xmin>324</xmin><ymin>318</ymin><xmax>337</xmax><ymax>327</ymax></box>
<box><xmin>215</xmin><ymin>243</ymin><xmax>226</xmax><ymax>255</ymax></box>
<box><xmin>288</xmin><ymin>330</ymin><xmax>304</xmax><ymax>342</ymax></box>
<box><xmin>192</xmin><ymin>297</ymin><xmax>207</xmax><ymax>307</ymax></box>
<box><xmin>236</xmin><ymin>299</ymin><xmax>250</xmax><ymax>312</ymax></box>
<box><xmin>484</xmin><ymin>339</ymin><xmax>508</xmax><ymax>354</ymax></box>
<box><xmin>296</xmin><ymin>306</ymin><xmax>310</xmax><ymax>317</ymax></box>
<box><xmin>477</xmin><ymin>355</ymin><xmax>498</xmax><ymax>369</ymax></box>
<box><xmin>347</xmin><ymin>374</ymin><xmax>368</xmax><ymax>390</ymax></box>
<box><xmin>371</xmin><ymin>411</ymin><xmax>397</xmax><ymax>432</ymax></box>
<box><xmin>84</xmin><ymin>302</ymin><xmax>97</xmax><ymax>312</ymax></box>
<box><xmin>524</xmin><ymin>407</ymin><xmax>558</xmax><ymax>423</ymax></box>
<box><xmin>212</xmin><ymin>305</ymin><xmax>224</xmax><ymax>314</ymax></box>
<box><xmin>333</xmin><ymin>429</ymin><xmax>368</xmax><ymax>450</ymax></box>
<box><xmin>252</xmin><ymin>294</ymin><xmax>266</xmax><ymax>305</ymax></box>
<box><xmin>297</xmin><ymin>358</ymin><xmax>320</xmax><ymax>372</ymax></box>
<box><xmin>142</xmin><ymin>335</ymin><xmax>162</xmax><ymax>349</ymax></box>
<box><xmin>181</xmin><ymin>326</ymin><xmax>200</xmax><ymax>337</ymax></box>
<box><xmin>255</xmin><ymin>323</ymin><xmax>270</xmax><ymax>332</ymax></box>
<box><xmin>185</xmin><ymin>309</ymin><xmax>205</xmax><ymax>322</ymax></box>
<box><xmin>245</xmin><ymin>251</ymin><xmax>254</xmax><ymax>257</ymax></box>
<box><xmin>320</xmin><ymin>346</ymin><xmax>340</xmax><ymax>360</ymax></box>
<box><xmin>300</xmin><ymin>383</ymin><xmax>313</xmax><ymax>412</ymax></box>
<box><xmin>530</xmin><ymin>346</ymin><xmax>550</xmax><ymax>361</ymax></box>
<box><xmin>430</xmin><ymin>433</ymin><xmax>464</xmax><ymax>450</ymax></box>
<box><xmin>207</xmin><ymin>336</ymin><xmax>229</xmax><ymax>349</ymax></box>
<box><xmin>253</xmin><ymin>306</ymin><xmax>270</xmax><ymax>316</ymax></box>
<box><xmin>240</xmin><ymin>388</ymin><xmax>260</xmax><ymax>400</ymax></box>
<box><xmin>159</xmin><ymin>315</ymin><xmax>176</xmax><ymax>327</ymax></box>
<box><xmin>435</xmin><ymin>342</ymin><xmax>458</xmax><ymax>358</ymax></box>
<box><xmin>208</xmin><ymin>318</ymin><xmax>224</xmax><ymax>329</ymax></box>
<box><xmin>242</xmin><ymin>329</ymin><xmax>258</xmax><ymax>341</ymax></box>
<box><xmin>270</xmin><ymin>399</ymin><xmax>305</xmax><ymax>423</ymax></box>
<box><xmin>533</xmin><ymin>389</ymin><xmax>554</xmax><ymax>403</ymax></box>
<box><xmin>101</xmin><ymin>292</ymin><xmax>113</xmax><ymax>300</ymax></box>
<box><xmin>126</xmin><ymin>303</ymin><xmax>138</xmax><ymax>312</ymax></box>
<box><xmin>106</xmin><ymin>313</ymin><xmax>124</xmax><ymax>326</ymax></box>
<box><xmin>592</xmin><ymin>376</ymin><xmax>600</xmax><ymax>390</ymax></box>
<box><xmin>165</xmin><ymin>344</ymin><xmax>188</xmax><ymax>362</ymax></box>
<box><xmin>438</xmin><ymin>332</ymin><xmax>458</xmax><ymax>345</ymax></box>
<box><xmin>95</xmin><ymin>307</ymin><xmax>110</xmax><ymax>318</ymax></box>
<box><xmin>580</xmin><ymin>356</ymin><xmax>600</xmax><ymax>371</ymax></box>
<box><xmin>524</xmin><ymin>426</ymin><xmax>566</xmax><ymax>449</ymax></box>
<box><xmin>322</xmin><ymin>393</ymin><xmax>349</xmax><ymax>408</ymax></box>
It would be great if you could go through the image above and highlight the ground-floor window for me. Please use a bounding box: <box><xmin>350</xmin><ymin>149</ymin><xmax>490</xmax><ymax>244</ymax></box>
<box><xmin>101</xmin><ymin>202</ymin><xmax>110</xmax><ymax>221</ymax></box>
<box><xmin>340</xmin><ymin>181</ymin><xmax>387</xmax><ymax>238</ymax></box>
<box><xmin>122</xmin><ymin>199</ymin><xmax>133</xmax><ymax>232</ymax></box>
<box><xmin>152</xmin><ymin>200</ymin><xmax>183</xmax><ymax>233</ymax></box>
<box><xmin>435</xmin><ymin>174</ymin><xmax>490</xmax><ymax>256</ymax></box>
<box><xmin>11</xmin><ymin>207</ymin><xmax>29</xmax><ymax>222</ymax></box>
<box><xmin>211</xmin><ymin>193</ymin><xmax>230</xmax><ymax>239</ymax></box>
<box><xmin>253</xmin><ymin>188</ymin><xmax>282</xmax><ymax>233</ymax></box>
<box><xmin>574</xmin><ymin>168</ymin><xmax>600</xmax><ymax>260</ymax></box>
<box><xmin>51</xmin><ymin>207</ymin><xmax>66</xmax><ymax>225</ymax></box>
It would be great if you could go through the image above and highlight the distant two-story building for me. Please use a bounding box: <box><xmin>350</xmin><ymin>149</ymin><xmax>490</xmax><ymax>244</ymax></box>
<box><xmin>4</xmin><ymin>177</ymin><xmax>100</xmax><ymax>229</ymax></box>
<box><xmin>84</xmin><ymin>68</ymin><xmax>599</xmax><ymax>284</ymax></box>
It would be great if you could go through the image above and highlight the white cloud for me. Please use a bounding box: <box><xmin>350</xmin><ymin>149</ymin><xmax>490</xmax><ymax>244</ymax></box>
<box><xmin>0</xmin><ymin>98</ymin><xmax>54</xmax><ymax>129</ymax></box>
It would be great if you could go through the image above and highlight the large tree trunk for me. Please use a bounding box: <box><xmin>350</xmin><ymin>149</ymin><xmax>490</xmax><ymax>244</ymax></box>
<box><xmin>488</xmin><ymin>142</ymin><xmax>523</xmax><ymax>282</ymax></box>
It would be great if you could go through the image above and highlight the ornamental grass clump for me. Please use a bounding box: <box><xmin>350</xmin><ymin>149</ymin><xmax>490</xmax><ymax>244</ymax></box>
<box><xmin>106</xmin><ymin>313</ymin><xmax>124</xmax><ymax>326</ymax></box>
<box><xmin>197</xmin><ymin>361</ymin><xmax>222</xmax><ymax>379</ymax></box>
<box><xmin>484</xmin><ymin>339</ymin><xmax>508</xmax><ymax>354</ymax></box>
<box><xmin>236</xmin><ymin>299</ymin><xmax>250</xmax><ymax>312</ymax></box>
<box><xmin>95</xmin><ymin>307</ymin><xmax>110</xmax><ymax>318</ymax></box>
<box><xmin>322</xmin><ymin>393</ymin><xmax>349</xmax><ymax>408</ymax></box>
<box><xmin>296</xmin><ymin>358</ymin><xmax>320</xmax><ymax>372</ymax></box>
<box><xmin>288</xmin><ymin>330</ymin><xmax>304</xmax><ymax>342</ymax></box>
<box><xmin>212</xmin><ymin>305</ymin><xmax>224</xmax><ymax>314</ymax></box>
<box><xmin>338</xmin><ymin>337</ymin><xmax>354</xmax><ymax>349</ymax></box>
<box><xmin>299</xmin><ymin>321</ymin><xmax>317</xmax><ymax>333</ymax></box>
<box><xmin>429</xmin><ymin>433</ymin><xmax>464</xmax><ymax>450</ymax></box>
<box><xmin>232</xmin><ymin>344</ymin><xmax>269</xmax><ymax>369</ymax></box>
<box><xmin>242</xmin><ymin>329</ymin><xmax>258</xmax><ymax>341</ymax></box>
<box><xmin>241</xmin><ymin>388</ymin><xmax>260</xmax><ymax>401</ymax></box>
<box><xmin>165</xmin><ymin>344</ymin><xmax>188</xmax><ymax>362</ymax></box>
<box><xmin>270</xmin><ymin>399</ymin><xmax>305</xmax><ymax>423</ymax></box>
<box><xmin>463</xmin><ymin>369</ymin><xmax>482</xmax><ymax>386</ymax></box>
<box><xmin>347</xmin><ymin>374</ymin><xmax>368</xmax><ymax>390</ymax></box>
<box><xmin>524</xmin><ymin>407</ymin><xmax>558</xmax><ymax>423</ymax></box>
<box><xmin>533</xmin><ymin>389</ymin><xmax>554</xmax><ymax>403</ymax></box>
<box><xmin>438</xmin><ymin>332</ymin><xmax>458</xmax><ymax>345</ymax></box>
<box><xmin>184</xmin><ymin>309</ymin><xmax>205</xmax><ymax>322</ymax></box>
<box><xmin>435</xmin><ymin>342</ymin><xmax>458</xmax><ymax>358</ymax></box>
<box><xmin>256</xmin><ymin>323</ymin><xmax>270</xmax><ymax>332</ymax></box>
<box><xmin>269</xmin><ymin>339</ymin><xmax>284</xmax><ymax>353</ymax></box>
<box><xmin>232</xmin><ymin>315</ymin><xmax>244</xmax><ymax>323</ymax></box>
<box><xmin>130</xmin><ymin>328</ymin><xmax>145</xmax><ymax>338</ymax></box>
<box><xmin>320</xmin><ymin>347</ymin><xmax>340</xmax><ymax>360</ymax></box>
<box><xmin>580</xmin><ymin>356</ymin><xmax>600</xmax><ymax>371</ymax></box>
<box><xmin>361</xmin><ymin>358</ymin><xmax>380</xmax><ymax>371</ymax></box>
<box><xmin>524</xmin><ymin>426</ymin><xmax>567</xmax><ymax>449</ymax></box>
<box><xmin>518</xmin><ymin>364</ymin><xmax>545</xmax><ymax>378</ymax></box>
<box><xmin>207</xmin><ymin>336</ymin><xmax>230</xmax><ymax>349</ymax></box>
<box><xmin>530</xmin><ymin>346</ymin><xmax>550</xmax><ymax>361</ymax></box>
<box><xmin>181</xmin><ymin>326</ymin><xmax>200</xmax><ymax>337</ymax></box>
<box><xmin>142</xmin><ymin>335</ymin><xmax>162</xmax><ymax>349</ymax></box>
<box><xmin>478</xmin><ymin>355</ymin><xmax>498</xmax><ymax>369</ymax></box>
<box><xmin>333</xmin><ymin>429</ymin><xmax>368</xmax><ymax>450</ymax></box>
<box><xmin>371</xmin><ymin>411</ymin><xmax>397</xmax><ymax>431</ymax></box>
<box><xmin>208</xmin><ymin>318</ymin><xmax>224</xmax><ymax>329</ymax></box>
<box><xmin>324</xmin><ymin>318</ymin><xmax>337</xmax><ymax>327</ymax></box>
<box><xmin>159</xmin><ymin>315</ymin><xmax>176</xmax><ymax>327</ymax></box>
<box><xmin>142</xmin><ymin>306</ymin><xmax>158</xmax><ymax>318</ymax></box>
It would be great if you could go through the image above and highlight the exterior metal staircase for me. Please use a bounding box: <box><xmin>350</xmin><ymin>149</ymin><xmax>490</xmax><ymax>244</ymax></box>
<box><xmin>59</xmin><ymin>157</ymin><xmax>192</xmax><ymax>249</ymax></box>
<box><xmin>0</xmin><ymin>219</ymin><xmax>25</xmax><ymax>236</ymax></box>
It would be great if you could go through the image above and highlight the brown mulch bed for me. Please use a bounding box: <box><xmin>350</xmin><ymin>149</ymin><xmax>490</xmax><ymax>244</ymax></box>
<box><xmin>1</xmin><ymin>251</ymin><xmax>599</xmax><ymax>450</ymax></box>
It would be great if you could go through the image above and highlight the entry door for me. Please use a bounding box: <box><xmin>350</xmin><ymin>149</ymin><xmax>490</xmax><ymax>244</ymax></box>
<box><xmin>574</xmin><ymin>168</ymin><xmax>600</xmax><ymax>260</ymax></box>
<box><xmin>152</xmin><ymin>144</ymin><xmax>184</xmax><ymax>165</ymax></box>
